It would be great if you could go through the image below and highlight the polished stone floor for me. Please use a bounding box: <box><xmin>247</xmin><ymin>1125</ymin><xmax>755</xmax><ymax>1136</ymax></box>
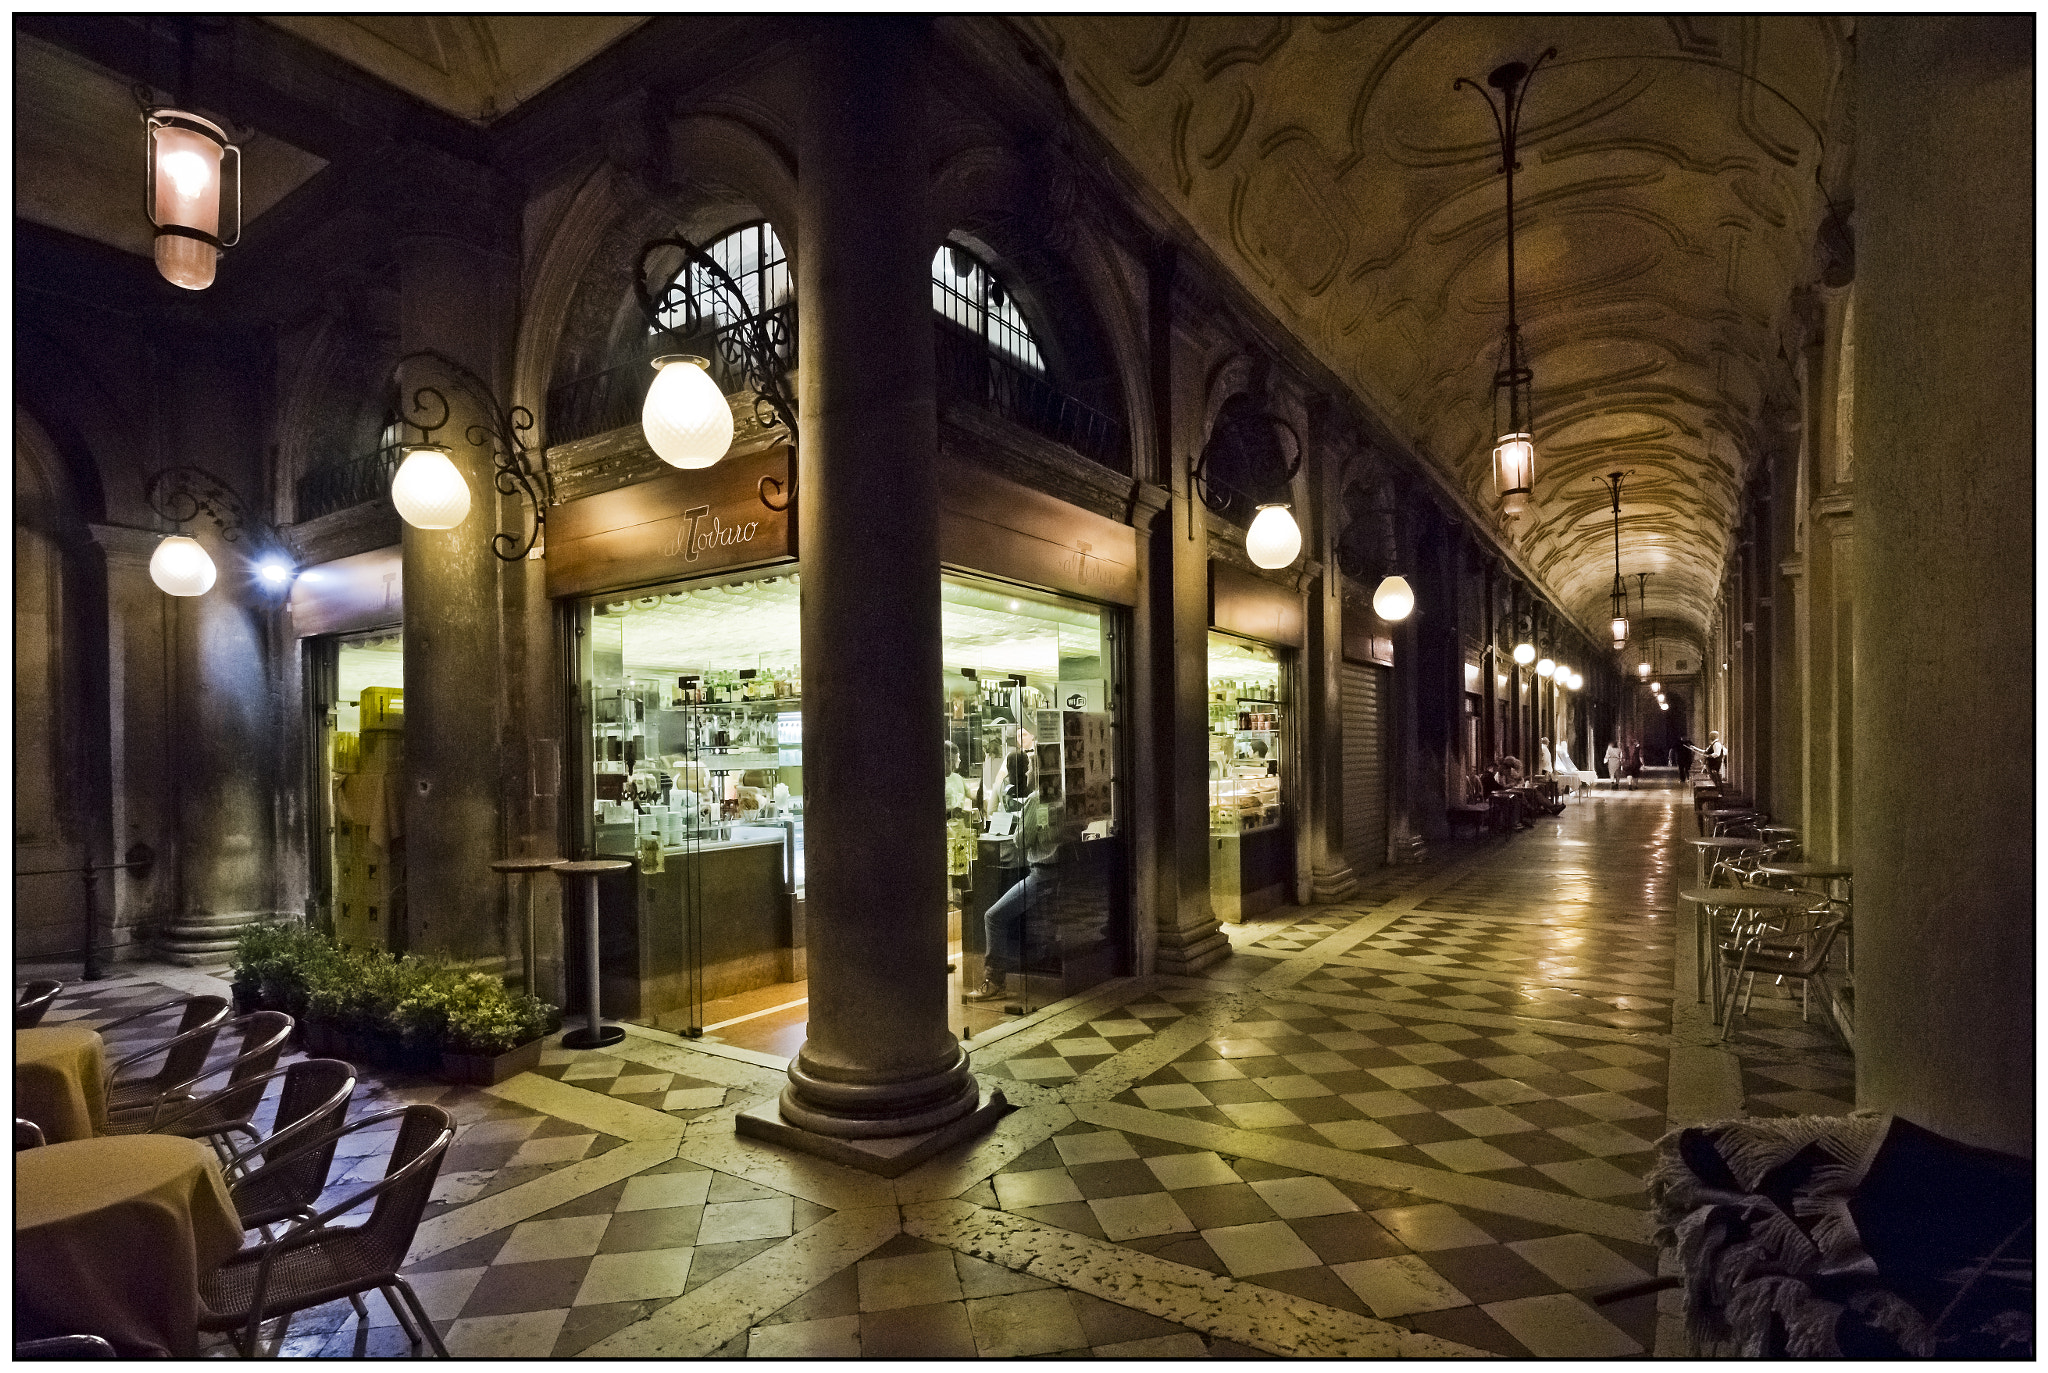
<box><xmin>33</xmin><ymin>777</ymin><xmax>1856</xmax><ymax>1358</ymax></box>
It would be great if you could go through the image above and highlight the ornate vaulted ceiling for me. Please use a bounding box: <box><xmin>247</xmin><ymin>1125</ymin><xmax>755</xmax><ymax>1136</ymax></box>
<box><xmin>1018</xmin><ymin>16</ymin><xmax>1852</xmax><ymax>653</ymax></box>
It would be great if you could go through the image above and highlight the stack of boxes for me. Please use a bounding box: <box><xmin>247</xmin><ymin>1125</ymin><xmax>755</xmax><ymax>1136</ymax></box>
<box><xmin>333</xmin><ymin>686</ymin><xmax>404</xmax><ymax>951</ymax></box>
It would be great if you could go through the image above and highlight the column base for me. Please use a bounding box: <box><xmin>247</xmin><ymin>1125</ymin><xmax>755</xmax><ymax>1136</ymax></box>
<box><xmin>736</xmin><ymin>1086</ymin><xmax>1012</xmax><ymax>1178</ymax></box>
<box><xmin>1310</xmin><ymin>862</ymin><xmax>1359</xmax><ymax>903</ymax></box>
<box><xmin>1156</xmin><ymin>923</ymin><xmax>1230</xmax><ymax>975</ymax></box>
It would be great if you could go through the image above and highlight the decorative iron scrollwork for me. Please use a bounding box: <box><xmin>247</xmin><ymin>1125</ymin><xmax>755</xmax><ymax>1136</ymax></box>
<box><xmin>146</xmin><ymin>465</ymin><xmax>251</xmax><ymax>540</ymax></box>
<box><xmin>394</xmin><ymin>350</ymin><xmax>549</xmax><ymax>561</ymax></box>
<box><xmin>633</xmin><ymin>236</ymin><xmax>800</xmax><ymax>512</ymax></box>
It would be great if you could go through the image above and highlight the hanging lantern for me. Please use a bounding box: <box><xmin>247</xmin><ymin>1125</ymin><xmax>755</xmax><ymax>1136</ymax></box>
<box><xmin>1610</xmin><ymin>615</ymin><xmax>1630</xmax><ymax>650</ymax></box>
<box><xmin>1638</xmin><ymin>662</ymin><xmax>1650</xmax><ymax>677</ymax></box>
<box><xmin>391</xmin><ymin>444</ymin><xmax>472</xmax><ymax>530</ymax></box>
<box><xmin>1650</xmin><ymin>679</ymin><xmax>1661</xmax><ymax>693</ymax></box>
<box><xmin>1493</xmin><ymin>433</ymin><xmax>1534</xmax><ymax>517</ymax></box>
<box><xmin>1245</xmin><ymin>504</ymin><xmax>1302</xmax><ymax>569</ymax></box>
<box><xmin>1371</xmin><ymin>575</ymin><xmax>1415</xmax><ymax>621</ymax></box>
<box><xmin>144</xmin><ymin>109</ymin><xmax>239</xmax><ymax>291</ymax></box>
<box><xmin>643</xmin><ymin>355</ymin><xmax>734</xmax><ymax>469</ymax></box>
<box><xmin>1536</xmin><ymin>657</ymin><xmax>1555</xmax><ymax>679</ymax></box>
<box><xmin>149</xmin><ymin>534</ymin><xmax>217</xmax><ymax>597</ymax></box>
<box><xmin>1513</xmin><ymin>642</ymin><xmax>1535</xmax><ymax>666</ymax></box>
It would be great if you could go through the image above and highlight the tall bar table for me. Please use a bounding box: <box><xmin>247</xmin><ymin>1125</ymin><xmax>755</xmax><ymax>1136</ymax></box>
<box><xmin>490</xmin><ymin>857</ymin><xmax>565</xmax><ymax>995</ymax></box>
<box><xmin>554</xmin><ymin>859</ymin><xmax>631</xmax><ymax>1050</ymax></box>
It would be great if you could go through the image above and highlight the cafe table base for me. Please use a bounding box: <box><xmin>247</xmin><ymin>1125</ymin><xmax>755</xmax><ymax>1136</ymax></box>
<box><xmin>15</xmin><ymin>1134</ymin><xmax>244</xmax><ymax>1357</ymax></box>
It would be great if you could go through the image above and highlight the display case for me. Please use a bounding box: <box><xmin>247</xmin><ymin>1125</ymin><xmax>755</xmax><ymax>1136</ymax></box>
<box><xmin>1208</xmin><ymin>635</ymin><xmax>1290</xmax><ymax>921</ymax></box>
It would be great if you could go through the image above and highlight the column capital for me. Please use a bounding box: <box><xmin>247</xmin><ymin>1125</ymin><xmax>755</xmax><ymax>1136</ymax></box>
<box><xmin>90</xmin><ymin>523</ymin><xmax>161</xmax><ymax>568</ymax></box>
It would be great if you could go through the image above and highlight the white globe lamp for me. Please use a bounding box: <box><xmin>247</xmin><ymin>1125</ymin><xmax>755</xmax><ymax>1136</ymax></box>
<box><xmin>1372</xmin><ymin>574</ymin><xmax>1415</xmax><ymax>621</ymax></box>
<box><xmin>391</xmin><ymin>444</ymin><xmax>472</xmax><ymax>530</ymax></box>
<box><xmin>643</xmin><ymin>356</ymin><xmax>734</xmax><ymax>469</ymax></box>
<box><xmin>1536</xmin><ymin>657</ymin><xmax>1555</xmax><ymax>679</ymax></box>
<box><xmin>1245</xmin><ymin>504</ymin><xmax>1302</xmax><ymax>569</ymax></box>
<box><xmin>149</xmin><ymin>534</ymin><xmax>217</xmax><ymax>597</ymax></box>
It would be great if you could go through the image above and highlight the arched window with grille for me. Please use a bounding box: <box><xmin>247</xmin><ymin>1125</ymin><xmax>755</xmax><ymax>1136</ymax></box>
<box><xmin>652</xmin><ymin>222</ymin><xmax>791</xmax><ymax>338</ymax></box>
<box><xmin>931</xmin><ymin>243</ymin><xmax>1044</xmax><ymax>372</ymax></box>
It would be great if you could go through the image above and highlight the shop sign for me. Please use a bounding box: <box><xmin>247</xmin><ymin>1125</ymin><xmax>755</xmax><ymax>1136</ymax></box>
<box><xmin>937</xmin><ymin>458</ymin><xmax>1139</xmax><ymax>606</ymax></box>
<box><xmin>1209</xmin><ymin>561</ymin><xmax>1305</xmax><ymax>648</ymax></box>
<box><xmin>288</xmin><ymin>544</ymin><xmax>402</xmax><ymax>637</ymax></box>
<box><xmin>545</xmin><ymin>447</ymin><xmax>794</xmax><ymax>597</ymax></box>
<box><xmin>1341</xmin><ymin>595</ymin><xmax>1395</xmax><ymax>666</ymax></box>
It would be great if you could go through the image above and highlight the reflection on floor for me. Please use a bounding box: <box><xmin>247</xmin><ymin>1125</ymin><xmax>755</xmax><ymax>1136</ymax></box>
<box><xmin>25</xmin><ymin>779</ymin><xmax>1858</xmax><ymax>1358</ymax></box>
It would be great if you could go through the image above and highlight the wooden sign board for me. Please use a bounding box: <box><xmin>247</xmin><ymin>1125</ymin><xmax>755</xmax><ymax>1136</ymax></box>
<box><xmin>1341</xmin><ymin>595</ymin><xmax>1395</xmax><ymax>666</ymax></box>
<box><xmin>545</xmin><ymin>447</ymin><xmax>794</xmax><ymax>598</ymax></box>
<box><xmin>937</xmin><ymin>457</ymin><xmax>1139</xmax><ymax>607</ymax></box>
<box><xmin>289</xmin><ymin>544</ymin><xmax>403</xmax><ymax>637</ymax></box>
<box><xmin>1210</xmin><ymin>560</ymin><xmax>1304</xmax><ymax>648</ymax></box>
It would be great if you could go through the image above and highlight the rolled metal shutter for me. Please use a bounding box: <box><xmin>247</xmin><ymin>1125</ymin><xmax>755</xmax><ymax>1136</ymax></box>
<box><xmin>1341</xmin><ymin>662</ymin><xmax>1387</xmax><ymax>875</ymax></box>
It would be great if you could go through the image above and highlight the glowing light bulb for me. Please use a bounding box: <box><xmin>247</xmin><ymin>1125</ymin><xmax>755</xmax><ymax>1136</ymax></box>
<box><xmin>642</xmin><ymin>356</ymin><xmax>734</xmax><ymax>469</ymax></box>
<box><xmin>1372</xmin><ymin>575</ymin><xmax>1415</xmax><ymax>621</ymax></box>
<box><xmin>1245</xmin><ymin>505</ymin><xmax>1302</xmax><ymax>569</ymax></box>
<box><xmin>257</xmin><ymin>559</ymin><xmax>294</xmax><ymax>588</ymax></box>
<box><xmin>149</xmin><ymin>534</ymin><xmax>217</xmax><ymax>597</ymax></box>
<box><xmin>391</xmin><ymin>445</ymin><xmax>471</xmax><ymax>529</ymax></box>
<box><xmin>160</xmin><ymin>149</ymin><xmax>212</xmax><ymax>197</ymax></box>
<box><xmin>1513</xmin><ymin>643</ymin><xmax>1535</xmax><ymax>666</ymax></box>
<box><xmin>1536</xmin><ymin>658</ymin><xmax>1556</xmax><ymax>679</ymax></box>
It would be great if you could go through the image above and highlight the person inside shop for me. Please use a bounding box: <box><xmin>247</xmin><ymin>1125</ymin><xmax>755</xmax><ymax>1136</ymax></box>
<box><xmin>964</xmin><ymin>750</ymin><xmax>1073</xmax><ymax>1003</ymax></box>
<box><xmin>943</xmin><ymin>740</ymin><xmax>974</xmax><ymax>817</ymax></box>
<box><xmin>976</xmin><ymin>722</ymin><xmax>1013</xmax><ymax>816</ymax></box>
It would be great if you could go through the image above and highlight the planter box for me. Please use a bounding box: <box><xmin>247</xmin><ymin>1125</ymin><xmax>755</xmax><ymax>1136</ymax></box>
<box><xmin>439</xmin><ymin>1039</ymin><xmax>545</xmax><ymax>1086</ymax></box>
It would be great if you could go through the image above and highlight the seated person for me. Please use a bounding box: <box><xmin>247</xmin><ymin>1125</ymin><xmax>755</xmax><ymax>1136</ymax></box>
<box><xmin>964</xmin><ymin>754</ymin><xmax>1075</xmax><ymax>1003</ymax></box>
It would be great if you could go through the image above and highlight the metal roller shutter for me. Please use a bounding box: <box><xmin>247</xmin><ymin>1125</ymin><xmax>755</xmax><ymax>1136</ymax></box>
<box><xmin>1341</xmin><ymin>662</ymin><xmax>1387</xmax><ymax>876</ymax></box>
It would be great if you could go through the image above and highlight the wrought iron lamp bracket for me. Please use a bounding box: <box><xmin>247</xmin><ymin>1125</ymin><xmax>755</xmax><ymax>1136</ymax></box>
<box><xmin>394</xmin><ymin>351</ymin><xmax>549</xmax><ymax>562</ymax></box>
<box><xmin>146</xmin><ymin>465</ymin><xmax>254</xmax><ymax>542</ymax></box>
<box><xmin>633</xmin><ymin>236</ymin><xmax>800</xmax><ymax>512</ymax></box>
<box><xmin>1188</xmin><ymin>414</ymin><xmax>1304</xmax><ymax>517</ymax></box>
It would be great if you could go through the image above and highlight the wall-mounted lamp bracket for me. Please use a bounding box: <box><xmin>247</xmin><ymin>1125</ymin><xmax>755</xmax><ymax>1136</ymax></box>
<box><xmin>394</xmin><ymin>351</ymin><xmax>547</xmax><ymax>561</ymax></box>
<box><xmin>633</xmin><ymin>236</ymin><xmax>799</xmax><ymax>512</ymax></box>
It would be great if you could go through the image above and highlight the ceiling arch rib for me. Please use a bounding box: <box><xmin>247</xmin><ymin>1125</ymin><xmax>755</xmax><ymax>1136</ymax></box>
<box><xmin>1026</xmin><ymin>16</ymin><xmax>1846</xmax><ymax>651</ymax></box>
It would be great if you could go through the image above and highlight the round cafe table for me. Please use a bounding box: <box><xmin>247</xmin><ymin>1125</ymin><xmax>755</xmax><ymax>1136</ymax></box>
<box><xmin>1686</xmin><ymin>836</ymin><xmax>1763</xmax><ymax>889</ymax></box>
<box><xmin>554</xmin><ymin>859</ymin><xmax>632</xmax><ymax>1050</ymax></box>
<box><xmin>1679</xmin><ymin>887</ymin><xmax>1823</xmax><ymax>1009</ymax></box>
<box><xmin>16</xmin><ymin>1025</ymin><xmax>109</xmax><ymax>1143</ymax></box>
<box><xmin>491</xmin><ymin>856</ymin><xmax>565</xmax><ymax>995</ymax></box>
<box><xmin>15</xmin><ymin>1134</ymin><xmax>244</xmax><ymax>1357</ymax></box>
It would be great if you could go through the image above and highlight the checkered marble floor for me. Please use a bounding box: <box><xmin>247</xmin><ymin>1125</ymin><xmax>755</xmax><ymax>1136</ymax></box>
<box><xmin>22</xmin><ymin>783</ymin><xmax>1861</xmax><ymax>1360</ymax></box>
<box><xmin>978</xmin><ymin>1120</ymin><xmax>1657</xmax><ymax>1356</ymax></box>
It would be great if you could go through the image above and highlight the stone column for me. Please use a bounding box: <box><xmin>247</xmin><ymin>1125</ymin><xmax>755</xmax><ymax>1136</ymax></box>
<box><xmin>398</xmin><ymin>209</ymin><xmax>517</xmax><ymax>962</ymax></box>
<box><xmin>1304</xmin><ymin>426</ymin><xmax>1356</xmax><ymax>903</ymax></box>
<box><xmin>1853</xmin><ymin>16</ymin><xmax>2032</xmax><ymax>1157</ymax></box>
<box><xmin>774</xmin><ymin>19</ymin><xmax>981</xmax><ymax>1142</ymax></box>
<box><xmin>90</xmin><ymin>525</ymin><xmax>177</xmax><ymax>961</ymax></box>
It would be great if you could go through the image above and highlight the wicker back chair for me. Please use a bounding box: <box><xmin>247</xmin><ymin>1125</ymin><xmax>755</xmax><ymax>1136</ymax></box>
<box><xmin>16</xmin><ymin>1118</ymin><xmax>48</xmax><ymax>1150</ymax></box>
<box><xmin>222</xmin><ymin>1059</ymin><xmax>358</xmax><ymax>1231</ymax></box>
<box><xmin>15</xmin><ymin>980</ymin><xmax>63</xmax><ymax>1029</ymax></box>
<box><xmin>197</xmin><ymin>1104</ymin><xmax>455</xmax><ymax>1357</ymax></box>
<box><xmin>102</xmin><ymin>998</ymin><xmax>232</xmax><ymax>1112</ymax></box>
<box><xmin>104</xmin><ymin>1011</ymin><xmax>293</xmax><ymax>1146</ymax></box>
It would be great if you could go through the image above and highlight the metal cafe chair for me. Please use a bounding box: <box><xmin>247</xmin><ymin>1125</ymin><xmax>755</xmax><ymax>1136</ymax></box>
<box><xmin>15</xmin><ymin>980</ymin><xmax>63</xmax><ymax>1028</ymax></box>
<box><xmin>102</xmin><ymin>998</ymin><xmax>233</xmax><ymax>1113</ymax></box>
<box><xmin>196</xmin><ymin>1104</ymin><xmax>456</xmax><ymax>1358</ymax></box>
<box><xmin>16</xmin><ymin>1118</ymin><xmax>49</xmax><ymax>1151</ymax></box>
<box><xmin>1716</xmin><ymin>910</ymin><xmax>1847</xmax><ymax>1043</ymax></box>
<box><xmin>221</xmin><ymin>1058</ymin><xmax>358</xmax><ymax>1234</ymax></box>
<box><xmin>104</xmin><ymin>1012</ymin><xmax>294</xmax><ymax>1154</ymax></box>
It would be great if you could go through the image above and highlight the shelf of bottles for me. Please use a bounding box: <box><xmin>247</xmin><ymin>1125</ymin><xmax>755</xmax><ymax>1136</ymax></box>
<box><xmin>592</xmin><ymin>666</ymin><xmax>803</xmax><ymax>862</ymax></box>
<box><xmin>1208</xmin><ymin>676</ymin><xmax>1284</xmax><ymax>836</ymax></box>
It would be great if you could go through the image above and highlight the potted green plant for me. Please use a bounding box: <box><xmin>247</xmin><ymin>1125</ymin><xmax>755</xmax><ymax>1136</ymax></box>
<box><xmin>229</xmin><ymin>922</ymin><xmax>291</xmax><ymax>1015</ymax></box>
<box><xmin>439</xmin><ymin>975</ymin><xmax>559</xmax><ymax>1085</ymax></box>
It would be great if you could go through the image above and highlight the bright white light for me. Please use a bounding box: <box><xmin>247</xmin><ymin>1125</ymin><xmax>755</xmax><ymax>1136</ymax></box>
<box><xmin>642</xmin><ymin>356</ymin><xmax>734</xmax><ymax>469</ymax></box>
<box><xmin>1513</xmin><ymin>642</ymin><xmax>1535</xmax><ymax>666</ymax></box>
<box><xmin>391</xmin><ymin>445</ymin><xmax>471</xmax><ymax>529</ymax></box>
<box><xmin>149</xmin><ymin>534</ymin><xmax>216</xmax><ymax>597</ymax></box>
<box><xmin>1372</xmin><ymin>575</ymin><xmax>1415</xmax><ymax>621</ymax></box>
<box><xmin>1245</xmin><ymin>504</ymin><xmax>1302</xmax><ymax>569</ymax></box>
<box><xmin>1536</xmin><ymin>657</ymin><xmax>1556</xmax><ymax>679</ymax></box>
<box><xmin>1659</xmin><ymin>701</ymin><xmax>1669</xmax><ymax>710</ymax></box>
<box><xmin>1493</xmin><ymin>433</ymin><xmax>1533</xmax><ymax>515</ymax></box>
<box><xmin>256</xmin><ymin>559</ymin><xmax>294</xmax><ymax>588</ymax></box>
<box><xmin>1638</xmin><ymin>662</ymin><xmax>1650</xmax><ymax>677</ymax></box>
<box><xmin>1650</xmin><ymin>680</ymin><xmax>1661</xmax><ymax>693</ymax></box>
<box><xmin>1568</xmin><ymin>671</ymin><xmax>1584</xmax><ymax>690</ymax></box>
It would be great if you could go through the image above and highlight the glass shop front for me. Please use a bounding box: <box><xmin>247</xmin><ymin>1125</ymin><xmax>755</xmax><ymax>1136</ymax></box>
<box><xmin>315</xmin><ymin>629</ymin><xmax>406</xmax><ymax>951</ymax></box>
<box><xmin>1208</xmin><ymin>631</ymin><xmax>1291</xmax><ymax>921</ymax></box>
<box><xmin>571</xmin><ymin>565</ymin><xmax>1125</xmax><ymax>1053</ymax></box>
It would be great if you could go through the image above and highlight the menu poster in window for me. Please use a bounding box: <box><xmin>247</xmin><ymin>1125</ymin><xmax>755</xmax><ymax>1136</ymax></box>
<box><xmin>1072</xmin><ymin>712</ymin><xmax>1112</xmax><ymax>821</ymax></box>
